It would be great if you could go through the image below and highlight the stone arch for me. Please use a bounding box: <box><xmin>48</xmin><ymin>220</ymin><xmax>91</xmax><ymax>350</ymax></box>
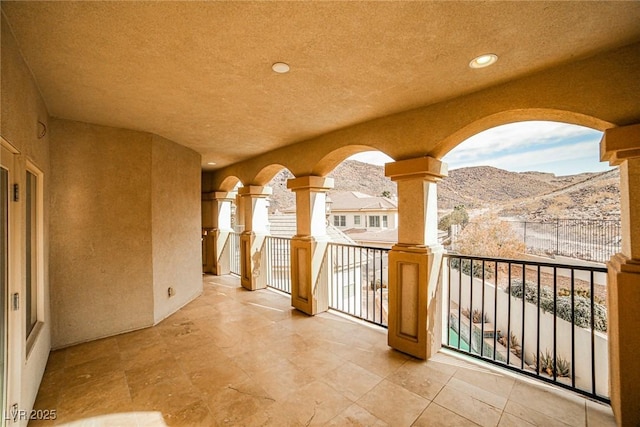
<box><xmin>311</xmin><ymin>144</ymin><xmax>394</xmax><ymax>177</ymax></box>
<box><xmin>218</xmin><ymin>175</ymin><xmax>242</xmax><ymax>192</ymax></box>
<box><xmin>429</xmin><ymin>108</ymin><xmax>614</xmax><ymax>160</ymax></box>
<box><xmin>251</xmin><ymin>164</ymin><xmax>288</xmax><ymax>186</ymax></box>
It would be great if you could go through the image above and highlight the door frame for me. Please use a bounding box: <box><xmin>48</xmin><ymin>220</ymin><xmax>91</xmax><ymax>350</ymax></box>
<box><xmin>1</xmin><ymin>137</ymin><xmax>20</xmax><ymax>426</ymax></box>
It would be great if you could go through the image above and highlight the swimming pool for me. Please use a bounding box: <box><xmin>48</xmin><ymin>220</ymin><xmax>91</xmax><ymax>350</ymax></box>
<box><xmin>448</xmin><ymin>327</ymin><xmax>470</xmax><ymax>351</ymax></box>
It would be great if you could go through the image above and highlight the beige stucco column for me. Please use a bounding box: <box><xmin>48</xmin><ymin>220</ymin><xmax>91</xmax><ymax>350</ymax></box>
<box><xmin>600</xmin><ymin>123</ymin><xmax>640</xmax><ymax>426</ymax></box>
<box><xmin>385</xmin><ymin>156</ymin><xmax>448</xmax><ymax>360</ymax></box>
<box><xmin>201</xmin><ymin>191</ymin><xmax>235</xmax><ymax>275</ymax></box>
<box><xmin>287</xmin><ymin>176</ymin><xmax>334</xmax><ymax>315</ymax></box>
<box><xmin>238</xmin><ymin>186</ymin><xmax>272</xmax><ymax>290</ymax></box>
<box><xmin>235</xmin><ymin>192</ymin><xmax>245</xmax><ymax>232</ymax></box>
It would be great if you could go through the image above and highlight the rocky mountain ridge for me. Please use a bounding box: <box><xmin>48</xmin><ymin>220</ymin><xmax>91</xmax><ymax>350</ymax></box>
<box><xmin>267</xmin><ymin>160</ymin><xmax>620</xmax><ymax>221</ymax></box>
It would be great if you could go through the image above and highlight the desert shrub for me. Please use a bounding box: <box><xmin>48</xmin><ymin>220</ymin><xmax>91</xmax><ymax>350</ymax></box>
<box><xmin>534</xmin><ymin>349</ymin><xmax>571</xmax><ymax>377</ymax></box>
<box><xmin>454</xmin><ymin>214</ymin><xmax>525</xmax><ymax>259</ymax></box>
<box><xmin>438</xmin><ymin>205</ymin><xmax>469</xmax><ymax>231</ymax></box>
<box><xmin>508</xmin><ymin>280</ymin><xmax>607</xmax><ymax>332</ymax></box>
<box><xmin>449</xmin><ymin>258</ymin><xmax>493</xmax><ymax>279</ymax></box>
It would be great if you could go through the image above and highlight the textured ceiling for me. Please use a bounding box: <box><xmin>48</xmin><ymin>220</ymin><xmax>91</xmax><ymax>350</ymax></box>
<box><xmin>3</xmin><ymin>1</ymin><xmax>640</xmax><ymax>170</ymax></box>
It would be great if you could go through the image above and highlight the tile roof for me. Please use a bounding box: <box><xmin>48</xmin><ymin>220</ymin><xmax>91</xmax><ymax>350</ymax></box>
<box><xmin>268</xmin><ymin>215</ymin><xmax>356</xmax><ymax>245</ymax></box>
<box><xmin>329</xmin><ymin>191</ymin><xmax>398</xmax><ymax>211</ymax></box>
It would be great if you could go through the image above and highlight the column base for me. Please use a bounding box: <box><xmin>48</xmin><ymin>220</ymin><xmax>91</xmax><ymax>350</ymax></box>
<box><xmin>213</xmin><ymin>230</ymin><xmax>231</xmax><ymax>276</ymax></box>
<box><xmin>388</xmin><ymin>244</ymin><xmax>444</xmax><ymax>360</ymax></box>
<box><xmin>202</xmin><ymin>228</ymin><xmax>215</xmax><ymax>274</ymax></box>
<box><xmin>290</xmin><ymin>236</ymin><xmax>329</xmax><ymax>316</ymax></box>
<box><xmin>607</xmin><ymin>253</ymin><xmax>640</xmax><ymax>426</ymax></box>
<box><xmin>240</xmin><ymin>232</ymin><xmax>267</xmax><ymax>291</ymax></box>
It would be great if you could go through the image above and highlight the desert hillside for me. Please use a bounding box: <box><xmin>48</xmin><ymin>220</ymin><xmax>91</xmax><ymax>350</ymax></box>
<box><xmin>267</xmin><ymin>160</ymin><xmax>620</xmax><ymax>221</ymax></box>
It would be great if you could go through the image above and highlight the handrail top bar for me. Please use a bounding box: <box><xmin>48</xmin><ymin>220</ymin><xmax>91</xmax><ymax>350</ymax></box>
<box><xmin>502</xmin><ymin>218</ymin><xmax>620</xmax><ymax>223</ymax></box>
<box><xmin>327</xmin><ymin>242</ymin><xmax>391</xmax><ymax>252</ymax></box>
<box><xmin>444</xmin><ymin>252</ymin><xmax>608</xmax><ymax>272</ymax></box>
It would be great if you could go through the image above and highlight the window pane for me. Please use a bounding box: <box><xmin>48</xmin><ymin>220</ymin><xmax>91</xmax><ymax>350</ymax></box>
<box><xmin>354</xmin><ymin>215</ymin><xmax>360</xmax><ymax>225</ymax></box>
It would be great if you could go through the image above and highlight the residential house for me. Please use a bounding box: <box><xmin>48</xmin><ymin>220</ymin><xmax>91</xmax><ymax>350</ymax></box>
<box><xmin>328</xmin><ymin>191</ymin><xmax>398</xmax><ymax>231</ymax></box>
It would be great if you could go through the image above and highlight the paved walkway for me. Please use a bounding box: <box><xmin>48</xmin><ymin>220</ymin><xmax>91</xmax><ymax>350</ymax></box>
<box><xmin>29</xmin><ymin>275</ymin><xmax>616</xmax><ymax>426</ymax></box>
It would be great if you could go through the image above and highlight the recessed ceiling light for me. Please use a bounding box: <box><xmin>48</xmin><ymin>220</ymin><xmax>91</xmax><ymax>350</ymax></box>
<box><xmin>207</xmin><ymin>162</ymin><xmax>216</xmax><ymax>166</ymax></box>
<box><xmin>272</xmin><ymin>62</ymin><xmax>290</xmax><ymax>73</ymax></box>
<box><xmin>469</xmin><ymin>53</ymin><xmax>498</xmax><ymax>69</ymax></box>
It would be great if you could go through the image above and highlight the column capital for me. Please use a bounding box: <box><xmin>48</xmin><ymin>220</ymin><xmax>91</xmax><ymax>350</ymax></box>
<box><xmin>287</xmin><ymin>175</ymin><xmax>334</xmax><ymax>192</ymax></box>
<box><xmin>385</xmin><ymin>156</ymin><xmax>448</xmax><ymax>182</ymax></box>
<box><xmin>600</xmin><ymin>123</ymin><xmax>640</xmax><ymax>166</ymax></box>
<box><xmin>202</xmin><ymin>191</ymin><xmax>237</xmax><ymax>202</ymax></box>
<box><xmin>238</xmin><ymin>185</ymin><xmax>272</xmax><ymax>197</ymax></box>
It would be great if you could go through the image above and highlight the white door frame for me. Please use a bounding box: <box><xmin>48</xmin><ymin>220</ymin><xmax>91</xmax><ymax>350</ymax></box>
<box><xmin>1</xmin><ymin>138</ymin><xmax>20</xmax><ymax>426</ymax></box>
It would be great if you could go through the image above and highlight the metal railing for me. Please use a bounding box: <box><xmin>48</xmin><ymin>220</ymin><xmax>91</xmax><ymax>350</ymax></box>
<box><xmin>229</xmin><ymin>232</ymin><xmax>241</xmax><ymax>276</ymax></box>
<box><xmin>326</xmin><ymin>243</ymin><xmax>389</xmax><ymax>328</ymax></box>
<box><xmin>265</xmin><ymin>236</ymin><xmax>291</xmax><ymax>294</ymax></box>
<box><xmin>443</xmin><ymin>253</ymin><xmax>609</xmax><ymax>402</ymax></box>
<box><xmin>508</xmin><ymin>219</ymin><xmax>620</xmax><ymax>263</ymax></box>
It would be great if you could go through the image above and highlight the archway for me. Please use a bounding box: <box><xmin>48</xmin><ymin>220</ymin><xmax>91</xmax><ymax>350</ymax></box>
<box><xmin>436</xmin><ymin>119</ymin><xmax>616</xmax><ymax>402</ymax></box>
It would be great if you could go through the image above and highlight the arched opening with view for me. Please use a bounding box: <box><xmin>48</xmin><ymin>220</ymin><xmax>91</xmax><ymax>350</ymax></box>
<box><xmin>436</xmin><ymin>120</ymin><xmax>617</xmax><ymax>402</ymax></box>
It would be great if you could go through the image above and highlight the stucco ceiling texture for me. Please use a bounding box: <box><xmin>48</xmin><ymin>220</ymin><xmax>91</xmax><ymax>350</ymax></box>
<box><xmin>3</xmin><ymin>1</ymin><xmax>640</xmax><ymax>169</ymax></box>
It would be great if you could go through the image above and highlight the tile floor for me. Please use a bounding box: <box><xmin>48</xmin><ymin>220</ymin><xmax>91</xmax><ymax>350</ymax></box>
<box><xmin>29</xmin><ymin>275</ymin><xmax>616</xmax><ymax>426</ymax></box>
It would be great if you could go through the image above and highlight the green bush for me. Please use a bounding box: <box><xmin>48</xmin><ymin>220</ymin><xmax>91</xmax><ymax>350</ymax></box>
<box><xmin>449</xmin><ymin>258</ymin><xmax>495</xmax><ymax>279</ymax></box>
<box><xmin>508</xmin><ymin>280</ymin><xmax>607</xmax><ymax>332</ymax></box>
<box><xmin>438</xmin><ymin>205</ymin><xmax>469</xmax><ymax>231</ymax></box>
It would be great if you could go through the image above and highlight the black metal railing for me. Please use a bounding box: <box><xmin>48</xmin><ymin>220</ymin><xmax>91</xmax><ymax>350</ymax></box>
<box><xmin>326</xmin><ymin>243</ymin><xmax>389</xmax><ymax>328</ymax></box>
<box><xmin>443</xmin><ymin>253</ymin><xmax>609</xmax><ymax>402</ymax></box>
<box><xmin>508</xmin><ymin>219</ymin><xmax>620</xmax><ymax>264</ymax></box>
<box><xmin>265</xmin><ymin>236</ymin><xmax>291</xmax><ymax>294</ymax></box>
<box><xmin>229</xmin><ymin>232</ymin><xmax>241</xmax><ymax>276</ymax></box>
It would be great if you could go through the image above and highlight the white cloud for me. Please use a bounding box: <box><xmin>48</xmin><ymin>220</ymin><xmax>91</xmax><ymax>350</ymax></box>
<box><xmin>450</xmin><ymin>140</ymin><xmax>604</xmax><ymax>172</ymax></box>
<box><xmin>443</xmin><ymin>121</ymin><xmax>607</xmax><ymax>175</ymax></box>
<box><xmin>445</xmin><ymin>121</ymin><xmax>600</xmax><ymax>163</ymax></box>
<box><xmin>347</xmin><ymin>121</ymin><xmax>608</xmax><ymax>175</ymax></box>
<box><xmin>348</xmin><ymin>151</ymin><xmax>394</xmax><ymax>165</ymax></box>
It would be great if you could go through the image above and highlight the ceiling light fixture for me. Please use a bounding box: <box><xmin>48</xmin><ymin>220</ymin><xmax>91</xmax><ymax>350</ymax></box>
<box><xmin>469</xmin><ymin>53</ymin><xmax>498</xmax><ymax>69</ymax></box>
<box><xmin>272</xmin><ymin>62</ymin><xmax>290</xmax><ymax>74</ymax></box>
<box><xmin>207</xmin><ymin>162</ymin><xmax>216</xmax><ymax>166</ymax></box>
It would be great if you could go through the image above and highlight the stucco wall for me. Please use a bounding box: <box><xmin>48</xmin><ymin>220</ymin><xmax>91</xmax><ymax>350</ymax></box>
<box><xmin>49</xmin><ymin>120</ymin><xmax>202</xmax><ymax>348</ymax></box>
<box><xmin>1</xmin><ymin>13</ymin><xmax>51</xmax><ymax>423</ymax></box>
<box><xmin>49</xmin><ymin>119</ymin><xmax>155</xmax><ymax>347</ymax></box>
<box><xmin>151</xmin><ymin>135</ymin><xmax>202</xmax><ymax>323</ymax></box>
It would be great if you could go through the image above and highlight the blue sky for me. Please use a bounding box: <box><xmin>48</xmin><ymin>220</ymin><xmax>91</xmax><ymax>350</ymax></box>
<box><xmin>349</xmin><ymin>121</ymin><xmax>614</xmax><ymax>177</ymax></box>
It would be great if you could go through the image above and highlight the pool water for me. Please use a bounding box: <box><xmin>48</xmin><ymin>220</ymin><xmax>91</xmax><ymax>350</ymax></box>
<box><xmin>448</xmin><ymin>328</ymin><xmax>470</xmax><ymax>351</ymax></box>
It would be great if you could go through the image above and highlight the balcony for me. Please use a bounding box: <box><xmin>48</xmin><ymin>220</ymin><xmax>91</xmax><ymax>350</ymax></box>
<box><xmin>29</xmin><ymin>274</ymin><xmax>614</xmax><ymax>426</ymax></box>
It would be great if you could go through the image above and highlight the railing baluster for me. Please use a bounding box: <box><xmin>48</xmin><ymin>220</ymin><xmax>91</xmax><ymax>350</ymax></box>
<box><xmin>469</xmin><ymin>259</ymin><xmax>474</xmax><ymax>354</ymax></box>
<box><xmin>591</xmin><ymin>270</ymin><xmax>596</xmax><ymax>397</ymax></box>
<box><xmin>521</xmin><ymin>263</ymin><xmax>525</xmax><ymax>371</ymax></box>
<box><xmin>481</xmin><ymin>260</ymin><xmax>485</xmax><ymax>358</ymax></box>
<box><xmin>571</xmin><ymin>268</ymin><xmax>576</xmax><ymax>390</ymax></box>
<box><xmin>493</xmin><ymin>261</ymin><xmax>498</xmax><ymax>361</ymax></box>
<box><xmin>507</xmin><ymin>262</ymin><xmax>511</xmax><ymax>367</ymax></box>
<box><xmin>536</xmin><ymin>265</ymin><xmax>541</xmax><ymax>376</ymax></box>
<box><xmin>447</xmin><ymin>257</ymin><xmax>452</xmax><ymax>347</ymax></box>
<box><xmin>553</xmin><ymin>267</ymin><xmax>557</xmax><ymax>383</ymax></box>
<box><xmin>440</xmin><ymin>253</ymin><xmax>608</xmax><ymax>403</ymax></box>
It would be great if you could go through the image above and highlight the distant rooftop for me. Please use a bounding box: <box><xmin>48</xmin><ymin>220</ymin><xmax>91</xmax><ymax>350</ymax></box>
<box><xmin>268</xmin><ymin>214</ymin><xmax>356</xmax><ymax>245</ymax></box>
<box><xmin>329</xmin><ymin>191</ymin><xmax>398</xmax><ymax>211</ymax></box>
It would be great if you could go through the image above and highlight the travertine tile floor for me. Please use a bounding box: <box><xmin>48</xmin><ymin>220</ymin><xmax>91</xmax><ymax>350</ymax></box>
<box><xmin>30</xmin><ymin>275</ymin><xmax>615</xmax><ymax>426</ymax></box>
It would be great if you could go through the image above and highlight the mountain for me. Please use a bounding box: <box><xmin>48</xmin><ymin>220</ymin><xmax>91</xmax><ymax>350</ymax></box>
<box><xmin>498</xmin><ymin>168</ymin><xmax>620</xmax><ymax>221</ymax></box>
<box><xmin>267</xmin><ymin>160</ymin><xmax>620</xmax><ymax>221</ymax></box>
<box><xmin>268</xmin><ymin>161</ymin><xmax>397</xmax><ymax>213</ymax></box>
